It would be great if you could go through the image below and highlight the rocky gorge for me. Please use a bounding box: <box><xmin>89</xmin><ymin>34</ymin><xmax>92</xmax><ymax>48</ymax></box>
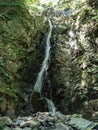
<box><xmin>0</xmin><ymin>0</ymin><xmax>98</xmax><ymax>129</ymax></box>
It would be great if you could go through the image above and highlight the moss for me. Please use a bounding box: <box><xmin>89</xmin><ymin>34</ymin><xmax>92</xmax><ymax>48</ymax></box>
<box><xmin>0</xmin><ymin>0</ymin><xmax>49</xmax><ymax>115</ymax></box>
<box><xmin>0</xmin><ymin>1</ymin><xmax>33</xmax><ymax>115</ymax></box>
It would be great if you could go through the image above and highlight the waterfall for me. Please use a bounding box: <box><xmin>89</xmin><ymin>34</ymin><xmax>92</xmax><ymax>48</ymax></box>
<box><xmin>34</xmin><ymin>19</ymin><xmax>52</xmax><ymax>93</ymax></box>
<box><xmin>33</xmin><ymin>20</ymin><xmax>56</xmax><ymax>116</ymax></box>
<box><xmin>46</xmin><ymin>98</ymin><xmax>56</xmax><ymax>116</ymax></box>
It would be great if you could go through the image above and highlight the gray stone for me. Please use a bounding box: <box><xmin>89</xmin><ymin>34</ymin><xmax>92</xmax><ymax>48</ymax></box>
<box><xmin>16</xmin><ymin>119</ymin><xmax>24</xmax><ymax>126</ymax></box>
<box><xmin>23</xmin><ymin>127</ymin><xmax>32</xmax><ymax>130</ymax></box>
<box><xmin>53</xmin><ymin>123</ymin><xmax>69</xmax><ymax>130</ymax></box>
<box><xmin>3</xmin><ymin>127</ymin><xmax>11</xmax><ymax>130</ymax></box>
<box><xmin>67</xmin><ymin>114</ymin><xmax>97</xmax><ymax>130</ymax></box>
<box><xmin>0</xmin><ymin>117</ymin><xmax>12</xmax><ymax>125</ymax></box>
<box><xmin>30</xmin><ymin>121</ymin><xmax>40</xmax><ymax>128</ymax></box>
<box><xmin>20</xmin><ymin>121</ymin><xmax>30</xmax><ymax>128</ymax></box>
<box><xmin>40</xmin><ymin>126</ymin><xmax>48</xmax><ymax>130</ymax></box>
<box><xmin>13</xmin><ymin>127</ymin><xmax>22</xmax><ymax>130</ymax></box>
<box><xmin>33</xmin><ymin>128</ymin><xmax>39</xmax><ymax>130</ymax></box>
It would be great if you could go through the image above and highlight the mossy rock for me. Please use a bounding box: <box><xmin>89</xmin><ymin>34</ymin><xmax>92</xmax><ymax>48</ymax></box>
<box><xmin>31</xmin><ymin>91</ymin><xmax>48</xmax><ymax>112</ymax></box>
<box><xmin>0</xmin><ymin>2</ymin><xmax>47</xmax><ymax>114</ymax></box>
<box><xmin>49</xmin><ymin>3</ymin><xmax>98</xmax><ymax>114</ymax></box>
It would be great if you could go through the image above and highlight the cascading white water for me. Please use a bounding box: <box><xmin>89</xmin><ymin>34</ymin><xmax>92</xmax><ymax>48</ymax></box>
<box><xmin>33</xmin><ymin>20</ymin><xmax>56</xmax><ymax>116</ymax></box>
<box><xmin>46</xmin><ymin>98</ymin><xmax>56</xmax><ymax>116</ymax></box>
<box><xmin>34</xmin><ymin>19</ymin><xmax>52</xmax><ymax>93</ymax></box>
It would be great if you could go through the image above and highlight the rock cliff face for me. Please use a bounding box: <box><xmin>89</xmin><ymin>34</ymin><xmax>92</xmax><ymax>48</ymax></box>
<box><xmin>49</xmin><ymin>2</ymin><xmax>98</xmax><ymax>114</ymax></box>
<box><xmin>0</xmin><ymin>0</ymin><xmax>98</xmax><ymax>117</ymax></box>
<box><xmin>0</xmin><ymin>1</ymin><xmax>48</xmax><ymax>116</ymax></box>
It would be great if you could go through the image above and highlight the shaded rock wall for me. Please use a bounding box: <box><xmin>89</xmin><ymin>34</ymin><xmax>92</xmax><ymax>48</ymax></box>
<box><xmin>0</xmin><ymin>1</ymin><xmax>48</xmax><ymax>116</ymax></box>
<box><xmin>49</xmin><ymin>3</ymin><xmax>98</xmax><ymax>114</ymax></box>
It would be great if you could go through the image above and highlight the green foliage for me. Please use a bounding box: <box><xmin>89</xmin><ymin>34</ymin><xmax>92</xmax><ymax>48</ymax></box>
<box><xmin>0</xmin><ymin>80</ymin><xmax>19</xmax><ymax>103</ymax></box>
<box><xmin>0</xmin><ymin>0</ymin><xmax>34</xmax><ymax>111</ymax></box>
<box><xmin>58</xmin><ymin>0</ymin><xmax>84</xmax><ymax>10</ymax></box>
<box><xmin>86</xmin><ymin>0</ymin><xmax>98</xmax><ymax>9</ymax></box>
<box><xmin>25</xmin><ymin>0</ymin><xmax>40</xmax><ymax>5</ymax></box>
<box><xmin>0</xmin><ymin>0</ymin><xmax>25</xmax><ymax>8</ymax></box>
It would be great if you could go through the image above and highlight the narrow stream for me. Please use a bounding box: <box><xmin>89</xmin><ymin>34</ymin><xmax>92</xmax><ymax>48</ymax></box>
<box><xmin>33</xmin><ymin>20</ymin><xmax>56</xmax><ymax>116</ymax></box>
